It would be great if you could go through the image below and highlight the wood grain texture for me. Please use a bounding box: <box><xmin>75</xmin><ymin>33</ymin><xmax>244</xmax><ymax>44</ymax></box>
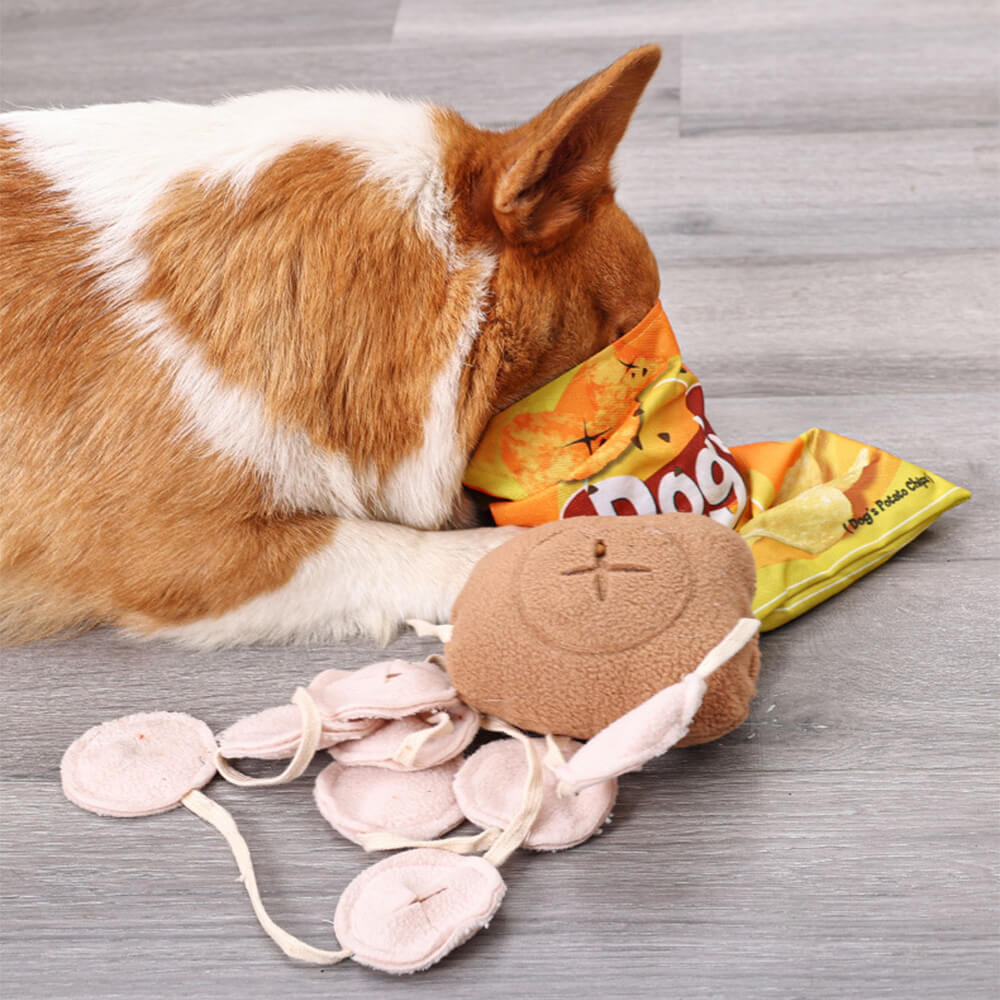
<box><xmin>0</xmin><ymin>34</ymin><xmax>680</xmax><ymax>128</ymax></box>
<box><xmin>678</xmin><ymin>24</ymin><xmax>999</xmax><ymax>136</ymax></box>
<box><xmin>1</xmin><ymin>1</ymin><xmax>998</xmax><ymax>998</ymax></box>
<box><xmin>4</xmin><ymin>0</ymin><xmax>400</xmax><ymax>52</ymax></box>
<box><xmin>392</xmin><ymin>0</ymin><xmax>998</xmax><ymax>39</ymax></box>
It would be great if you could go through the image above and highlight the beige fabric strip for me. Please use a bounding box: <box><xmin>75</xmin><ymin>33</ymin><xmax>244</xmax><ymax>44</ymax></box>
<box><xmin>357</xmin><ymin>827</ymin><xmax>501</xmax><ymax>854</ymax></box>
<box><xmin>355</xmin><ymin>718</ymin><xmax>545</xmax><ymax>868</ymax></box>
<box><xmin>543</xmin><ymin>733</ymin><xmax>568</xmax><ymax>770</ymax></box>
<box><xmin>392</xmin><ymin>710</ymin><xmax>454</xmax><ymax>767</ymax></box>
<box><xmin>693</xmin><ymin>617</ymin><xmax>761</xmax><ymax>680</ymax></box>
<box><xmin>480</xmin><ymin>716</ymin><xmax>545</xmax><ymax>868</ymax></box>
<box><xmin>406</xmin><ymin>619</ymin><xmax>454</xmax><ymax>642</ymax></box>
<box><xmin>182</xmin><ymin>788</ymin><xmax>351</xmax><ymax>965</ymax></box>
<box><xmin>215</xmin><ymin>687</ymin><xmax>321</xmax><ymax>788</ymax></box>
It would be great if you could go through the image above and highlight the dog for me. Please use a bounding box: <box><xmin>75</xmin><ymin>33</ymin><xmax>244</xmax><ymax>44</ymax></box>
<box><xmin>0</xmin><ymin>45</ymin><xmax>662</xmax><ymax>647</ymax></box>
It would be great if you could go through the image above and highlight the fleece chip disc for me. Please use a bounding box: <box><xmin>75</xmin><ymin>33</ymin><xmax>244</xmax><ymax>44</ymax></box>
<box><xmin>217</xmin><ymin>703</ymin><xmax>379</xmax><ymax>760</ymax></box>
<box><xmin>453</xmin><ymin>737</ymin><xmax>617</xmax><ymax>850</ymax></box>
<box><xmin>316</xmin><ymin>659</ymin><xmax>457</xmax><ymax>721</ymax></box>
<box><xmin>334</xmin><ymin>848</ymin><xmax>506</xmax><ymax>974</ymax></box>
<box><xmin>314</xmin><ymin>758</ymin><xmax>465</xmax><ymax>846</ymax></box>
<box><xmin>61</xmin><ymin>712</ymin><xmax>217</xmax><ymax>817</ymax></box>
<box><xmin>329</xmin><ymin>702</ymin><xmax>479</xmax><ymax>771</ymax></box>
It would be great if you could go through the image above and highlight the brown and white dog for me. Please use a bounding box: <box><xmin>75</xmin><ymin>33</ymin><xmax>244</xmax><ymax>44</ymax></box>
<box><xmin>0</xmin><ymin>45</ymin><xmax>661</xmax><ymax>647</ymax></box>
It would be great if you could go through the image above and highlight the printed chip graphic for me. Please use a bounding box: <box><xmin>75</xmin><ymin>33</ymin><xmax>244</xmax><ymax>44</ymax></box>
<box><xmin>774</xmin><ymin>446</ymin><xmax>824</xmax><ymax>505</ymax></box>
<box><xmin>740</xmin><ymin>447</ymin><xmax>872</xmax><ymax>554</ymax></box>
<box><xmin>465</xmin><ymin>303</ymin><xmax>678</xmax><ymax>508</ymax></box>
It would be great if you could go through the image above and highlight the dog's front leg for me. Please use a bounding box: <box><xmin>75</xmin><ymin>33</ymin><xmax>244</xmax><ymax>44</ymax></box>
<box><xmin>153</xmin><ymin>520</ymin><xmax>523</xmax><ymax>648</ymax></box>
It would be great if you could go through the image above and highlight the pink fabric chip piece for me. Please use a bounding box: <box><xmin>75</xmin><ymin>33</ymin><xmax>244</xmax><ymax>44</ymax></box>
<box><xmin>217</xmin><ymin>704</ymin><xmax>316</xmax><ymax>760</ymax></box>
<box><xmin>334</xmin><ymin>848</ymin><xmax>506</xmax><ymax>974</ymax></box>
<box><xmin>329</xmin><ymin>701</ymin><xmax>479</xmax><ymax>771</ymax></box>
<box><xmin>314</xmin><ymin>759</ymin><xmax>465</xmax><ymax>847</ymax></box>
<box><xmin>454</xmin><ymin>737</ymin><xmax>617</xmax><ymax>850</ymax></box>
<box><xmin>315</xmin><ymin>660</ymin><xmax>457</xmax><ymax>722</ymax></box>
<box><xmin>307</xmin><ymin>667</ymin><xmax>353</xmax><ymax>696</ymax></box>
<box><xmin>217</xmin><ymin>704</ymin><xmax>379</xmax><ymax>760</ymax></box>
<box><xmin>309</xmin><ymin>669</ymin><xmax>387</xmax><ymax>736</ymax></box>
<box><xmin>61</xmin><ymin>712</ymin><xmax>217</xmax><ymax>817</ymax></box>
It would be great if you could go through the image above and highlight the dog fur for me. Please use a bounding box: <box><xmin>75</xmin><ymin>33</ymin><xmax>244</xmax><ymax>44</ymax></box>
<box><xmin>0</xmin><ymin>45</ymin><xmax>662</xmax><ymax>647</ymax></box>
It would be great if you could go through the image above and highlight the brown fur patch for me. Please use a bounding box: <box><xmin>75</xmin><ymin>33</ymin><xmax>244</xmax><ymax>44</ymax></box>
<box><xmin>0</xmin><ymin>133</ymin><xmax>337</xmax><ymax>638</ymax></box>
<box><xmin>141</xmin><ymin>144</ymin><xmax>468</xmax><ymax>481</ymax></box>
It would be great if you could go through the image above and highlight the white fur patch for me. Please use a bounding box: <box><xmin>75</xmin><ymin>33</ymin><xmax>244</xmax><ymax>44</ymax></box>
<box><xmin>133</xmin><ymin>302</ymin><xmax>374</xmax><ymax>518</ymax></box>
<box><xmin>152</xmin><ymin>521</ymin><xmax>523</xmax><ymax>648</ymax></box>
<box><xmin>3</xmin><ymin>91</ymin><xmax>450</xmax><ymax>255</ymax></box>
<box><xmin>3</xmin><ymin>92</ymin><xmax>483</xmax><ymax>524</ymax></box>
<box><xmin>378</xmin><ymin>249</ymin><xmax>496</xmax><ymax>528</ymax></box>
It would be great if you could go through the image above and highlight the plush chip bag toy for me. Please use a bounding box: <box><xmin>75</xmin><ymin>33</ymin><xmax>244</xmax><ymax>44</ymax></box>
<box><xmin>464</xmin><ymin>301</ymin><xmax>970</xmax><ymax>630</ymax></box>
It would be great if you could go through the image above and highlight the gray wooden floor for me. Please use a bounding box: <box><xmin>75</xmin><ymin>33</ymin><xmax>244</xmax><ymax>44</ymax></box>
<box><xmin>2</xmin><ymin>2</ymin><xmax>998</xmax><ymax>998</ymax></box>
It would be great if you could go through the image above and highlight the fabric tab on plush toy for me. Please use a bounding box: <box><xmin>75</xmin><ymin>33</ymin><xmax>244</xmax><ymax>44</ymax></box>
<box><xmin>547</xmin><ymin>617</ymin><xmax>759</xmax><ymax>796</ymax></box>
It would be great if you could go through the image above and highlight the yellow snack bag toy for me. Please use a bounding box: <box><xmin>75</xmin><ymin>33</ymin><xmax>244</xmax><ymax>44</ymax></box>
<box><xmin>463</xmin><ymin>302</ymin><xmax>970</xmax><ymax>631</ymax></box>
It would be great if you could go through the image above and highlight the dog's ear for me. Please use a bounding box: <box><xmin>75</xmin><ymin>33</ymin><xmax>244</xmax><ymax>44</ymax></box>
<box><xmin>492</xmin><ymin>44</ymin><xmax>660</xmax><ymax>250</ymax></box>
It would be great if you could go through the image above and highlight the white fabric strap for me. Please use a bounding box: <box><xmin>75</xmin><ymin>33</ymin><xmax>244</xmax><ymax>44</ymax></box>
<box><xmin>480</xmin><ymin>716</ymin><xmax>545</xmax><ymax>868</ymax></box>
<box><xmin>392</xmin><ymin>711</ymin><xmax>454</xmax><ymax>767</ymax></box>
<box><xmin>406</xmin><ymin>619</ymin><xmax>454</xmax><ymax>643</ymax></box>
<box><xmin>357</xmin><ymin>827</ymin><xmax>501</xmax><ymax>855</ymax></box>
<box><xmin>544</xmin><ymin>733</ymin><xmax>568</xmax><ymax>769</ymax></box>
<box><xmin>215</xmin><ymin>687</ymin><xmax>321</xmax><ymax>788</ymax></box>
<box><xmin>693</xmin><ymin>617</ymin><xmax>761</xmax><ymax>680</ymax></box>
<box><xmin>182</xmin><ymin>789</ymin><xmax>351</xmax><ymax>965</ymax></box>
<box><xmin>355</xmin><ymin>718</ymin><xmax>545</xmax><ymax>868</ymax></box>
<box><xmin>550</xmin><ymin>616</ymin><xmax>761</xmax><ymax>797</ymax></box>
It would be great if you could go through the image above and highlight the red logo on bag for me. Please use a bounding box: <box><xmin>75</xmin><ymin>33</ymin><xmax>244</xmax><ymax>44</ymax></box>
<box><xmin>561</xmin><ymin>384</ymin><xmax>748</xmax><ymax>526</ymax></box>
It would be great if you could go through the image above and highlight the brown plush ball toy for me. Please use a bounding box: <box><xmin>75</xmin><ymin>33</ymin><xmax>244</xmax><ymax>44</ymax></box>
<box><xmin>446</xmin><ymin>513</ymin><xmax>761</xmax><ymax>746</ymax></box>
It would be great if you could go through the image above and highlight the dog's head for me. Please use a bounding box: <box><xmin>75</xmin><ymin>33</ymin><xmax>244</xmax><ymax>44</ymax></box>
<box><xmin>443</xmin><ymin>45</ymin><xmax>662</xmax><ymax>420</ymax></box>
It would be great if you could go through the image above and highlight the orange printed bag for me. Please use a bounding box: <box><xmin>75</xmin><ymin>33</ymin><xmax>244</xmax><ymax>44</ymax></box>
<box><xmin>463</xmin><ymin>302</ymin><xmax>970</xmax><ymax>630</ymax></box>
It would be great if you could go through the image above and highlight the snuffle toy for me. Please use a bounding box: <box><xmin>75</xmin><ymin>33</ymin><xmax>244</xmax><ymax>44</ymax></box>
<box><xmin>61</xmin><ymin>514</ymin><xmax>759</xmax><ymax>975</ymax></box>
<box><xmin>60</xmin><ymin>299</ymin><xmax>970</xmax><ymax>973</ymax></box>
